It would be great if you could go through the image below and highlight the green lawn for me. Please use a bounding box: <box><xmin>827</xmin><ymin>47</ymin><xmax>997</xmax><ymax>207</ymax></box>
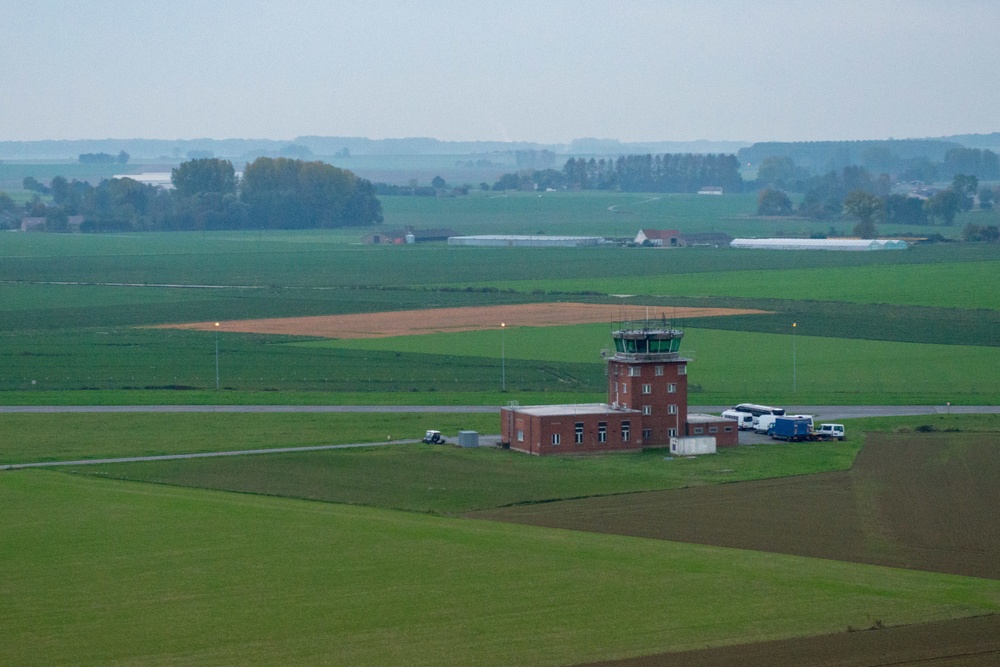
<box><xmin>461</xmin><ymin>260</ymin><xmax>1000</xmax><ymax>310</ymax></box>
<box><xmin>0</xmin><ymin>412</ymin><xmax>498</xmax><ymax>465</ymax></box>
<box><xmin>2</xmin><ymin>470</ymin><xmax>997</xmax><ymax>666</ymax></box>
<box><xmin>309</xmin><ymin>324</ymin><xmax>1000</xmax><ymax>404</ymax></box>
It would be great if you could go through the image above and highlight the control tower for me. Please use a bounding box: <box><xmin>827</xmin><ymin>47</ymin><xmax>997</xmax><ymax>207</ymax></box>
<box><xmin>607</xmin><ymin>320</ymin><xmax>689</xmax><ymax>446</ymax></box>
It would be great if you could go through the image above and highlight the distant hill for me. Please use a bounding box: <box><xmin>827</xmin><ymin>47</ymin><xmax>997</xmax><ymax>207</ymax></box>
<box><xmin>0</xmin><ymin>136</ymin><xmax>751</xmax><ymax>161</ymax></box>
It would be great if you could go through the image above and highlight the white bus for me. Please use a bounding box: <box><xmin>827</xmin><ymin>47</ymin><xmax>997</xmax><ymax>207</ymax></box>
<box><xmin>733</xmin><ymin>403</ymin><xmax>786</xmax><ymax>418</ymax></box>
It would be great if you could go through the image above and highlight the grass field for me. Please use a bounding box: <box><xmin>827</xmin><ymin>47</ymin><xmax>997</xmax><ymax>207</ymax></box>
<box><xmin>466</xmin><ymin>259</ymin><xmax>1000</xmax><ymax>310</ymax></box>
<box><xmin>310</xmin><ymin>324</ymin><xmax>1000</xmax><ymax>404</ymax></box>
<box><xmin>5</xmin><ymin>186</ymin><xmax>1000</xmax><ymax>665</ymax></box>
<box><xmin>0</xmin><ymin>412</ymin><xmax>498</xmax><ymax>465</ymax></box>
<box><xmin>3</xmin><ymin>469</ymin><xmax>998</xmax><ymax>666</ymax></box>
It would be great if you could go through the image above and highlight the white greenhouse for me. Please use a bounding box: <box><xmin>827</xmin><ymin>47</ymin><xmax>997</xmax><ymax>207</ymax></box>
<box><xmin>730</xmin><ymin>238</ymin><xmax>908</xmax><ymax>251</ymax></box>
<box><xmin>447</xmin><ymin>235</ymin><xmax>605</xmax><ymax>247</ymax></box>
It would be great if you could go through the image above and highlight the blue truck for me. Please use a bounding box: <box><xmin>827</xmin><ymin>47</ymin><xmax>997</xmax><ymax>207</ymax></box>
<box><xmin>769</xmin><ymin>417</ymin><xmax>846</xmax><ymax>442</ymax></box>
<box><xmin>768</xmin><ymin>416</ymin><xmax>813</xmax><ymax>442</ymax></box>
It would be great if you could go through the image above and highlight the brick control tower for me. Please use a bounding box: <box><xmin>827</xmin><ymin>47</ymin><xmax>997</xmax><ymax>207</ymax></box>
<box><xmin>606</xmin><ymin>320</ymin><xmax>688</xmax><ymax>447</ymax></box>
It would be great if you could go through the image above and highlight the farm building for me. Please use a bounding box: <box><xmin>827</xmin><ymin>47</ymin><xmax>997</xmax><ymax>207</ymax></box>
<box><xmin>500</xmin><ymin>321</ymin><xmax>736</xmax><ymax>455</ymax></box>
<box><xmin>730</xmin><ymin>238</ymin><xmax>909</xmax><ymax>251</ymax></box>
<box><xmin>448</xmin><ymin>235</ymin><xmax>604</xmax><ymax>247</ymax></box>
<box><xmin>363</xmin><ymin>228</ymin><xmax>458</xmax><ymax>244</ymax></box>
<box><xmin>634</xmin><ymin>229</ymin><xmax>683</xmax><ymax>247</ymax></box>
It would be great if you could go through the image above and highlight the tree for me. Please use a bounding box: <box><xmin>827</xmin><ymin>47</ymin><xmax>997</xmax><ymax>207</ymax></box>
<box><xmin>951</xmin><ymin>174</ymin><xmax>978</xmax><ymax>211</ymax></box>
<box><xmin>756</xmin><ymin>188</ymin><xmax>792</xmax><ymax>216</ymax></box>
<box><xmin>979</xmin><ymin>187</ymin><xmax>996</xmax><ymax>211</ymax></box>
<box><xmin>240</xmin><ymin>157</ymin><xmax>382</xmax><ymax>229</ymax></box>
<box><xmin>171</xmin><ymin>158</ymin><xmax>237</xmax><ymax>197</ymax></box>
<box><xmin>884</xmin><ymin>194</ymin><xmax>927</xmax><ymax>226</ymax></box>
<box><xmin>925</xmin><ymin>189</ymin><xmax>961</xmax><ymax>226</ymax></box>
<box><xmin>116</xmin><ymin>150</ymin><xmax>130</xmax><ymax>165</ymax></box>
<box><xmin>843</xmin><ymin>190</ymin><xmax>883</xmax><ymax>238</ymax></box>
<box><xmin>756</xmin><ymin>156</ymin><xmax>804</xmax><ymax>190</ymax></box>
<box><xmin>22</xmin><ymin>176</ymin><xmax>50</xmax><ymax>194</ymax></box>
<box><xmin>431</xmin><ymin>175</ymin><xmax>446</xmax><ymax>189</ymax></box>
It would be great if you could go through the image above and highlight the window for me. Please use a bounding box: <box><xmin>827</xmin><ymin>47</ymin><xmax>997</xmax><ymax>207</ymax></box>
<box><xmin>642</xmin><ymin>429</ymin><xmax>652</xmax><ymax>439</ymax></box>
<box><xmin>668</xmin><ymin>428</ymin><xmax>677</xmax><ymax>438</ymax></box>
<box><xmin>551</xmin><ymin>433</ymin><xmax>561</xmax><ymax>445</ymax></box>
<box><xmin>724</xmin><ymin>426</ymin><xmax>734</xmax><ymax>432</ymax></box>
<box><xmin>598</xmin><ymin>422</ymin><xmax>607</xmax><ymax>443</ymax></box>
<box><xmin>575</xmin><ymin>422</ymin><xmax>584</xmax><ymax>444</ymax></box>
<box><xmin>628</xmin><ymin>366</ymin><xmax>641</xmax><ymax>377</ymax></box>
<box><xmin>642</xmin><ymin>405</ymin><xmax>652</xmax><ymax>415</ymax></box>
<box><xmin>668</xmin><ymin>404</ymin><xmax>678</xmax><ymax>415</ymax></box>
<box><xmin>694</xmin><ymin>427</ymin><xmax>704</xmax><ymax>434</ymax></box>
<box><xmin>621</xmin><ymin>420</ymin><xmax>631</xmax><ymax>442</ymax></box>
<box><xmin>709</xmin><ymin>426</ymin><xmax>718</xmax><ymax>433</ymax></box>
<box><xmin>622</xmin><ymin>384</ymin><xmax>627</xmax><ymax>394</ymax></box>
<box><xmin>678</xmin><ymin>365</ymin><xmax>687</xmax><ymax>375</ymax></box>
<box><xmin>517</xmin><ymin>430</ymin><xmax>524</xmax><ymax>442</ymax></box>
<box><xmin>655</xmin><ymin>365</ymin><xmax>664</xmax><ymax>376</ymax></box>
<box><xmin>642</xmin><ymin>383</ymin><xmax>651</xmax><ymax>394</ymax></box>
<box><xmin>667</xmin><ymin>383</ymin><xmax>677</xmax><ymax>393</ymax></box>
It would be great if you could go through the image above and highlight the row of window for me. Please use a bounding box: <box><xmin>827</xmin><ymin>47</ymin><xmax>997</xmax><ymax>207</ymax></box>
<box><xmin>522</xmin><ymin>423</ymin><xmax>732</xmax><ymax>446</ymax></box>
<box><xmin>614</xmin><ymin>383</ymin><xmax>677</xmax><ymax>394</ymax></box>
<box><xmin>616</xmin><ymin>364</ymin><xmax>687</xmax><ymax>377</ymax></box>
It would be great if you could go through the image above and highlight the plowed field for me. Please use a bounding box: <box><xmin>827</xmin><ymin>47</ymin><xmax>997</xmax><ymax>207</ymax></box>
<box><xmin>471</xmin><ymin>433</ymin><xmax>1000</xmax><ymax>666</ymax></box>
<box><xmin>159</xmin><ymin>303</ymin><xmax>768</xmax><ymax>338</ymax></box>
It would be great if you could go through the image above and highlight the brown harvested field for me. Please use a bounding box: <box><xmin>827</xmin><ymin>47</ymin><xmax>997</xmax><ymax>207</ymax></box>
<box><xmin>469</xmin><ymin>433</ymin><xmax>1000</xmax><ymax>579</ymax></box>
<box><xmin>575</xmin><ymin>614</ymin><xmax>1000</xmax><ymax>667</ymax></box>
<box><xmin>471</xmin><ymin>433</ymin><xmax>1000</xmax><ymax>666</ymax></box>
<box><xmin>156</xmin><ymin>302</ymin><xmax>768</xmax><ymax>338</ymax></box>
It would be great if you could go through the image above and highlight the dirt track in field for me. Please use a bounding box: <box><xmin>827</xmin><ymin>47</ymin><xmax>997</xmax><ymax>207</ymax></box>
<box><xmin>471</xmin><ymin>433</ymin><xmax>1000</xmax><ymax>666</ymax></box>
<box><xmin>158</xmin><ymin>303</ymin><xmax>769</xmax><ymax>338</ymax></box>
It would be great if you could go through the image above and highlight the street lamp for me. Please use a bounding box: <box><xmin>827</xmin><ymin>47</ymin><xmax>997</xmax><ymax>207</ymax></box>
<box><xmin>792</xmin><ymin>322</ymin><xmax>797</xmax><ymax>394</ymax></box>
<box><xmin>214</xmin><ymin>322</ymin><xmax>220</xmax><ymax>390</ymax></box>
<box><xmin>500</xmin><ymin>322</ymin><xmax>506</xmax><ymax>392</ymax></box>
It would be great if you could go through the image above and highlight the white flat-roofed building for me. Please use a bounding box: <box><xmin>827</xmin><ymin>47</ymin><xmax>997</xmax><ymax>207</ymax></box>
<box><xmin>448</xmin><ymin>235</ymin><xmax>604</xmax><ymax>247</ymax></box>
<box><xmin>730</xmin><ymin>238</ymin><xmax>908</xmax><ymax>251</ymax></box>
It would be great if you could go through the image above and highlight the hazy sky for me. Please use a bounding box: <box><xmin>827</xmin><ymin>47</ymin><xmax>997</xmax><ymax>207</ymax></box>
<box><xmin>2</xmin><ymin>1</ymin><xmax>997</xmax><ymax>144</ymax></box>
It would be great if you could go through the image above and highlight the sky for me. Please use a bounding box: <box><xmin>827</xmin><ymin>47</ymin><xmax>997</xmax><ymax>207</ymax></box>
<box><xmin>2</xmin><ymin>0</ymin><xmax>998</xmax><ymax>144</ymax></box>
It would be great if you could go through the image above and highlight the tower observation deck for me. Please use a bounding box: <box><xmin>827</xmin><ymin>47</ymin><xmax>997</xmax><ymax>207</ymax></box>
<box><xmin>610</xmin><ymin>320</ymin><xmax>684</xmax><ymax>360</ymax></box>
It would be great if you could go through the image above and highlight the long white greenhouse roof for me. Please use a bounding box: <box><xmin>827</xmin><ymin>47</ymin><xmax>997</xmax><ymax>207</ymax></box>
<box><xmin>730</xmin><ymin>238</ymin><xmax>908</xmax><ymax>251</ymax></box>
<box><xmin>448</xmin><ymin>235</ymin><xmax>604</xmax><ymax>247</ymax></box>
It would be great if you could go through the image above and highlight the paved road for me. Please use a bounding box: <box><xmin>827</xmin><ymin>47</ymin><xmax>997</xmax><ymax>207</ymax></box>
<box><xmin>1</xmin><ymin>404</ymin><xmax>995</xmax><ymax>418</ymax></box>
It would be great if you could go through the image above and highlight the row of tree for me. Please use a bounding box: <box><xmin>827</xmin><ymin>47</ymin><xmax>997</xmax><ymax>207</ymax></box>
<box><xmin>492</xmin><ymin>154</ymin><xmax>743</xmax><ymax>193</ymax></box>
<box><xmin>757</xmin><ymin>173</ymin><xmax>992</xmax><ymax>238</ymax></box>
<box><xmin>3</xmin><ymin>157</ymin><xmax>382</xmax><ymax>232</ymax></box>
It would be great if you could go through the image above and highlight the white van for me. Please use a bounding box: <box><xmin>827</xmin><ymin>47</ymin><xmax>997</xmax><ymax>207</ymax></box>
<box><xmin>721</xmin><ymin>410</ymin><xmax>755</xmax><ymax>430</ymax></box>
<box><xmin>754</xmin><ymin>414</ymin><xmax>778</xmax><ymax>434</ymax></box>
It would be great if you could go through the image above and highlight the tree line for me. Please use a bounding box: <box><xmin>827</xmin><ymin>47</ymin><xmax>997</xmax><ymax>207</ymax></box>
<box><xmin>757</xmin><ymin>169</ymin><xmax>996</xmax><ymax>239</ymax></box>
<box><xmin>1</xmin><ymin>157</ymin><xmax>382</xmax><ymax>232</ymax></box>
<box><xmin>491</xmin><ymin>154</ymin><xmax>743</xmax><ymax>193</ymax></box>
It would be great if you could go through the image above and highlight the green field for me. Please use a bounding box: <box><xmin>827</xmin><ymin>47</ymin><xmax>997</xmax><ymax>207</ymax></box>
<box><xmin>0</xmin><ymin>412</ymin><xmax>498</xmax><ymax>465</ymax></box>
<box><xmin>3</xmin><ymin>469</ymin><xmax>998</xmax><ymax>666</ymax></box>
<box><xmin>3</xmin><ymin>196</ymin><xmax>1000</xmax><ymax>665</ymax></box>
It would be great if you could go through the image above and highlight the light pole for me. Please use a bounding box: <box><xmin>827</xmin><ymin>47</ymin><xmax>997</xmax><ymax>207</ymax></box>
<box><xmin>792</xmin><ymin>322</ymin><xmax>797</xmax><ymax>394</ymax></box>
<box><xmin>500</xmin><ymin>322</ymin><xmax>506</xmax><ymax>392</ymax></box>
<box><xmin>214</xmin><ymin>322</ymin><xmax>220</xmax><ymax>390</ymax></box>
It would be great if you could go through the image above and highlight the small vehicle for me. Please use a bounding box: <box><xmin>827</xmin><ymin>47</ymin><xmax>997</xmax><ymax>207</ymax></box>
<box><xmin>768</xmin><ymin>416</ymin><xmax>812</xmax><ymax>442</ymax></box>
<box><xmin>754</xmin><ymin>414</ymin><xmax>778</xmax><ymax>434</ymax></box>
<box><xmin>721</xmin><ymin>410</ymin><xmax>755</xmax><ymax>430</ymax></box>
<box><xmin>422</xmin><ymin>430</ymin><xmax>446</xmax><ymax>444</ymax></box>
<box><xmin>814</xmin><ymin>423</ymin><xmax>846</xmax><ymax>441</ymax></box>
